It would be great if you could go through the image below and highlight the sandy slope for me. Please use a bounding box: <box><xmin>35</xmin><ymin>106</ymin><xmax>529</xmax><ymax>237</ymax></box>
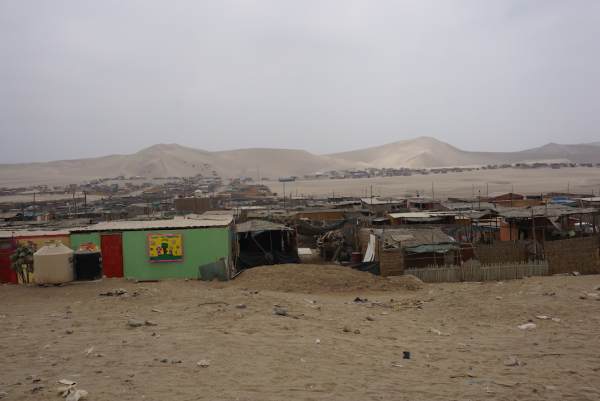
<box><xmin>328</xmin><ymin>137</ymin><xmax>600</xmax><ymax>169</ymax></box>
<box><xmin>1</xmin><ymin>267</ymin><xmax>599</xmax><ymax>401</ymax></box>
<box><xmin>1</xmin><ymin>138</ymin><xmax>600</xmax><ymax>187</ymax></box>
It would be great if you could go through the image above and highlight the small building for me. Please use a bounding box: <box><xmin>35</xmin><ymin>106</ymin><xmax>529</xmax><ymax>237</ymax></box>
<box><xmin>578</xmin><ymin>197</ymin><xmax>600</xmax><ymax>208</ymax></box>
<box><xmin>361</xmin><ymin>197</ymin><xmax>407</xmax><ymax>215</ymax></box>
<box><xmin>0</xmin><ymin>229</ymin><xmax>71</xmax><ymax>283</ymax></box>
<box><xmin>293</xmin><ymin>209</ymin><xmax>346</xmax><ymax>222</ymax></box>
<box><xmin>388</xmin><ymin>211</ymin><xmax>456</xmax><ymax>225</ymax></box>
<box><xmin>498</xmin><ymin>205</ymin><xmax>599</xmax><ymax>243</ymax></box>
<box><xmin>407</xmin><ymin>197</ymin><xmax>442</xmax><ymax>210</ymax></box>
<box><xmin>174</xmin><ymin>197</ymin><xmax>214</xmax><ymax>215</ymax></box>
<box><xmin>0</xmin><ymin>211</ymin><xmax>23</xmax><ymax>222</ymax></box>
<box><xmin>360</xmin><ymin>227</ymin><xmax>459</xmax><ymax>276</ymax></box>
<box><xmin>235</xmin><ymin>220</ymin><xmax>299</xmax><ymax>270</ymax></box>
<box><xmin>70</xmin><ymin>217</ymin><xmax>234</xmax><ymax>281</ymax></box>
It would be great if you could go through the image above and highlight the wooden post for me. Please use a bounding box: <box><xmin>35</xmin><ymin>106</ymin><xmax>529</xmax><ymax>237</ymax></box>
<box><xmin>531</xmin><ymin>209</ymin><xmax>537</xmax><ymax>260</ymax></box>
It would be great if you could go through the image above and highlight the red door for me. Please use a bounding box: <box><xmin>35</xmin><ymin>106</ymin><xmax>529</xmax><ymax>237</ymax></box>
<box><xmin>101</xmin><ymin>234</ymin><xmax>123</xmax><ymax>278</ymax></box>
<box><xmin>0</xmin><ymin>239</ymin><xmax>17</xmax><ymax>283</ymax></box>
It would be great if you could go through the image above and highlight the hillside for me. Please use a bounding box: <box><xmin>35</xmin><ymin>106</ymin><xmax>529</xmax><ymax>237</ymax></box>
<box><xmin>1</xmin><ymin>138</ymin><xmax>599</xmax><ymax>187</ymax></box>
<box><xmin>0</xmin><ymin>144</ymin><xmax>357</xmax><ymax>187</ymax></box>
<box><xmin>329</xmin><ymin>137</ymin><xmax>600</xmax><ymax>168</ymax></box>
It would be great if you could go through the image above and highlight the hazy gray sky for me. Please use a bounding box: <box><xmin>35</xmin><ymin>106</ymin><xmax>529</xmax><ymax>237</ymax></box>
<box><xmin>1</xmin><ymin>0</ymin><xmax>599</xmax><ymax>163</ymax></box>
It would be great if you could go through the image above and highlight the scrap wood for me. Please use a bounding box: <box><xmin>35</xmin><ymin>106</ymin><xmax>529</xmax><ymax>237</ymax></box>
<box><xmin>198</xmin><ymin>301</ymin><xmax>229</xmax><ymax>306</ymax></box>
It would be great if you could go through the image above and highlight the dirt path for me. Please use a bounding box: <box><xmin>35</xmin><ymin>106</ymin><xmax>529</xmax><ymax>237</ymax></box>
<box><xmin>1</xmin><ymin>270</ymin><xmax>599</xmax><ymax>401</ymax></box>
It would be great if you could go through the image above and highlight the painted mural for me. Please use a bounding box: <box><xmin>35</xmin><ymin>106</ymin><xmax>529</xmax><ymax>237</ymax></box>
<box><xmin>148</xmin><ymin>233</ymin><xmax>183</xmax><ymax>263</ymax></box>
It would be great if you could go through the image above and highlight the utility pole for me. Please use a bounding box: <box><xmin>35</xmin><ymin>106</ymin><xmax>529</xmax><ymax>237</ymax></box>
<box><xmin>282</xmin><ymin>182</ymin><xmax>286</xmax><ymax>210</ymax></box>
<box><xmin>432</xmin><ymin>182</ymin><xmax>435</xmax><ymax>201</ymax></box>
<box><xmin>531</xmin><ymin>208</ymin><xmax>537</xmax><ymax>260</ymax></box>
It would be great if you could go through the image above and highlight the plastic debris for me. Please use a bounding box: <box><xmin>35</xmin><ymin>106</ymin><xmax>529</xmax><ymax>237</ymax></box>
<box><xmin>518</xmin><ymin>322</ymin><xmax>537</xmax><ymax>330</ymax></box>
<box><xmin>429</xmin><ymin>328</ymin><xmax>450</xmax><ymax>336</ymax></box>
<box><xmin>127</xmin><ymin>319</ymin><xmax>144</xmax><ymax>328</ymax></box>
<box><xmin>197</xmin><ymin>359</ymin><xmax>210</xmax><ymax>368</ymax></box>
<box><xmin>65</xmin><ymin>389</ymin><xmax>88</xmax><ymax>401</ymax></box>
<box><xmin>99</xmin><ymin>288</ymin><xmax>127</xmax><ymax>297</ymax></box>
<box><xmin>503</xmin><ymin>356</ymin><xmax>523</xmax><ymax>367</ymax></box>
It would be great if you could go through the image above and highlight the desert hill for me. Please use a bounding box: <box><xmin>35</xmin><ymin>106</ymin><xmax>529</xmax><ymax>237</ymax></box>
<box><xmin>1</xmin><ymin>137</ymin><xmax>599</xmax><ymax>186</ymax></box>
<box><xmin>328</xmin><ymin>136</ymin><xmax>600</xmax><ymax>168</ymax></box>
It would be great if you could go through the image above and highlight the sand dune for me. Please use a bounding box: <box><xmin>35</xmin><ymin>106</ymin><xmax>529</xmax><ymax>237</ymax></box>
<box><xmin>1</xmin><ymin>138</ymin><xmax>599</xmax><ymax>186</ymax></box>
<box><xmin>329</xmin><ymin>136</ymin><xmax>600</xmax><ymax>168</ymax></box>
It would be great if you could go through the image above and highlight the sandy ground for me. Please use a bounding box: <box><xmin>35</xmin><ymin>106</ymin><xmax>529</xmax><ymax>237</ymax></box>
<box><xmin>1</xmin><ymin>266</ymin><xmax>600</xmax><ymax>401</ymax></box>
<box><xmin>264</xmin><ymin>167</ymin><xmax>600</xmax><ymax>199</ymax></box>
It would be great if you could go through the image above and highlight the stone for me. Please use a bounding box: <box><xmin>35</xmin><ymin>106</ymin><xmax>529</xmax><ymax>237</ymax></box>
<box><xmin>273</xmin><ymin>307</ymin><xmax>288</xmax><ymax>316</ymax></box>
<box><xmin>197</xmin><ymin>359</ymin><xmax>210</xmax><ymax>368</ymax></box>
<box><xmin>127</xmin><ymin>319</ymin><xmax>144</xmax><ymax>328</ymax></box>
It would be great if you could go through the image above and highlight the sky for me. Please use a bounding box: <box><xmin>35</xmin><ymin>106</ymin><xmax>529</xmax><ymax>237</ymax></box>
<box><xmin>1</xmin><ymin>0</ymin><xmax>599</xmax><ymax>163</ymax></box>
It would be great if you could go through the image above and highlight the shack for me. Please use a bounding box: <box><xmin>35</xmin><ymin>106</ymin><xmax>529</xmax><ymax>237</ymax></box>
<box><xmin>70</xmin><ymin>217</ymin><xmax>234</xmax><ymax>281</ymax></box>
<box><xmin>498</xmin><ymin>205</ymin><xmax>599</xmax><ymax>242</ymax></box>
<box><xmin>0</xmin><ymin>229</ymin><xmax>71</xmax><ymax>283</ymax></box>
<box><xmin>360</xmin><ymin>227</ymin><xmax>459</xmax><ymax>276</ymax></box>
<box><xmin>236</xmin><ymin>220</ymin><xmax>298</xmax><ymax>270</ymax></box>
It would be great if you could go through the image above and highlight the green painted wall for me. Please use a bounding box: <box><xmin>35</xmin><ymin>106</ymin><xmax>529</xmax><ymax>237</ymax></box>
<box><xmin>70</xmin><ymin>233</ymin><xmax>101</xmax><ymax>251</ymax></box>
<box><xmin>122</xmin><ymin>227</ymin><xmax>230</xmax><ymax>280</ymax></box>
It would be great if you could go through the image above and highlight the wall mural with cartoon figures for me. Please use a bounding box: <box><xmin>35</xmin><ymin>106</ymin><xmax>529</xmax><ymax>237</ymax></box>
<box><xmin>148</xmin><ymin>233</ymin><xmax>183</xmax><ymax>263</ymax></box>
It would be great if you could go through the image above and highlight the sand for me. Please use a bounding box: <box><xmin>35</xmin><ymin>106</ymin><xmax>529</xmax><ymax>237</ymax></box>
<box><xmin>1</xmin><ymin>266</ymin><xmax>600</xmax><ymax>401</ymax></box>
<box><xmin>231</xmin><ymin>264</ymin><xmax>423</xmax><ymax>293</ymax></box>
<box><xmin>264</xmin><ymin>167</ymin><xmax>600</xmax><ymax>199</ymax></box>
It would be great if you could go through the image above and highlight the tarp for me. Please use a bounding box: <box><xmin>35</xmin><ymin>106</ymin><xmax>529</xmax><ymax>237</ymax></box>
<box><xmin>405</xmin><ymin>243</ymin><xmax>459</xmax><ymax>254</ymax></box>
<box><xmin>363</xmin><ymin>234</ymin><xmax>376</xmax><ymax>262</ymax></box>
<box><xmin>199</xmin><ymin>258</ymin><xmax>228</xmax><ymax>281</ymax></box>
<box><xmin>352</xmin><ymin>261</ymin><xmax>380</xmax><ymax>275</ymax></box>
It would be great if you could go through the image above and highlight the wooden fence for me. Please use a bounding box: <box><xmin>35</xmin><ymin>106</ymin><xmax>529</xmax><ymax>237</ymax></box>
<box><xmin>404</xmin><ymin>261</ymin><xmax>548</xmax><ymax>283</ymax></box>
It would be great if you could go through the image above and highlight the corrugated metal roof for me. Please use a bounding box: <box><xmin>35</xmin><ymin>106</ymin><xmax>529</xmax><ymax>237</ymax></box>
<box><xmin>70</xmin><ymin>217</ymin><xmax>232</xmax><ymax>233</ymax></box>
<box><xmin>0</xmin><ymin>229</ymin><xmax>71</xmax><ymax>239</ymax></box>
<box><xmin>360</xmin><ymin>197</ymin><xmax>406</xmax><ymax>205</ymax></box>
<box><xmin>235</xmin><ymin>220</ymin><xmax>292</xmax><ymax>233</ymax></box>
<box><xmin>388</xmin><ymin>212</ymin><xmax>432</xmax><ymax>219</ymax></box>
<box><xmin>487</xmin><ymin>192</ymin><xmax>526</xmax><ymax>199</ymax></box>
<box><xmin>498</xmin><ymin>205</ymin><xmax>597</xmax><ymax>219</ymax></box>
<box><xmin>363</xmin><ymin>227</ymin><xmax>455</xmax><ymax>248</ymax></box>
